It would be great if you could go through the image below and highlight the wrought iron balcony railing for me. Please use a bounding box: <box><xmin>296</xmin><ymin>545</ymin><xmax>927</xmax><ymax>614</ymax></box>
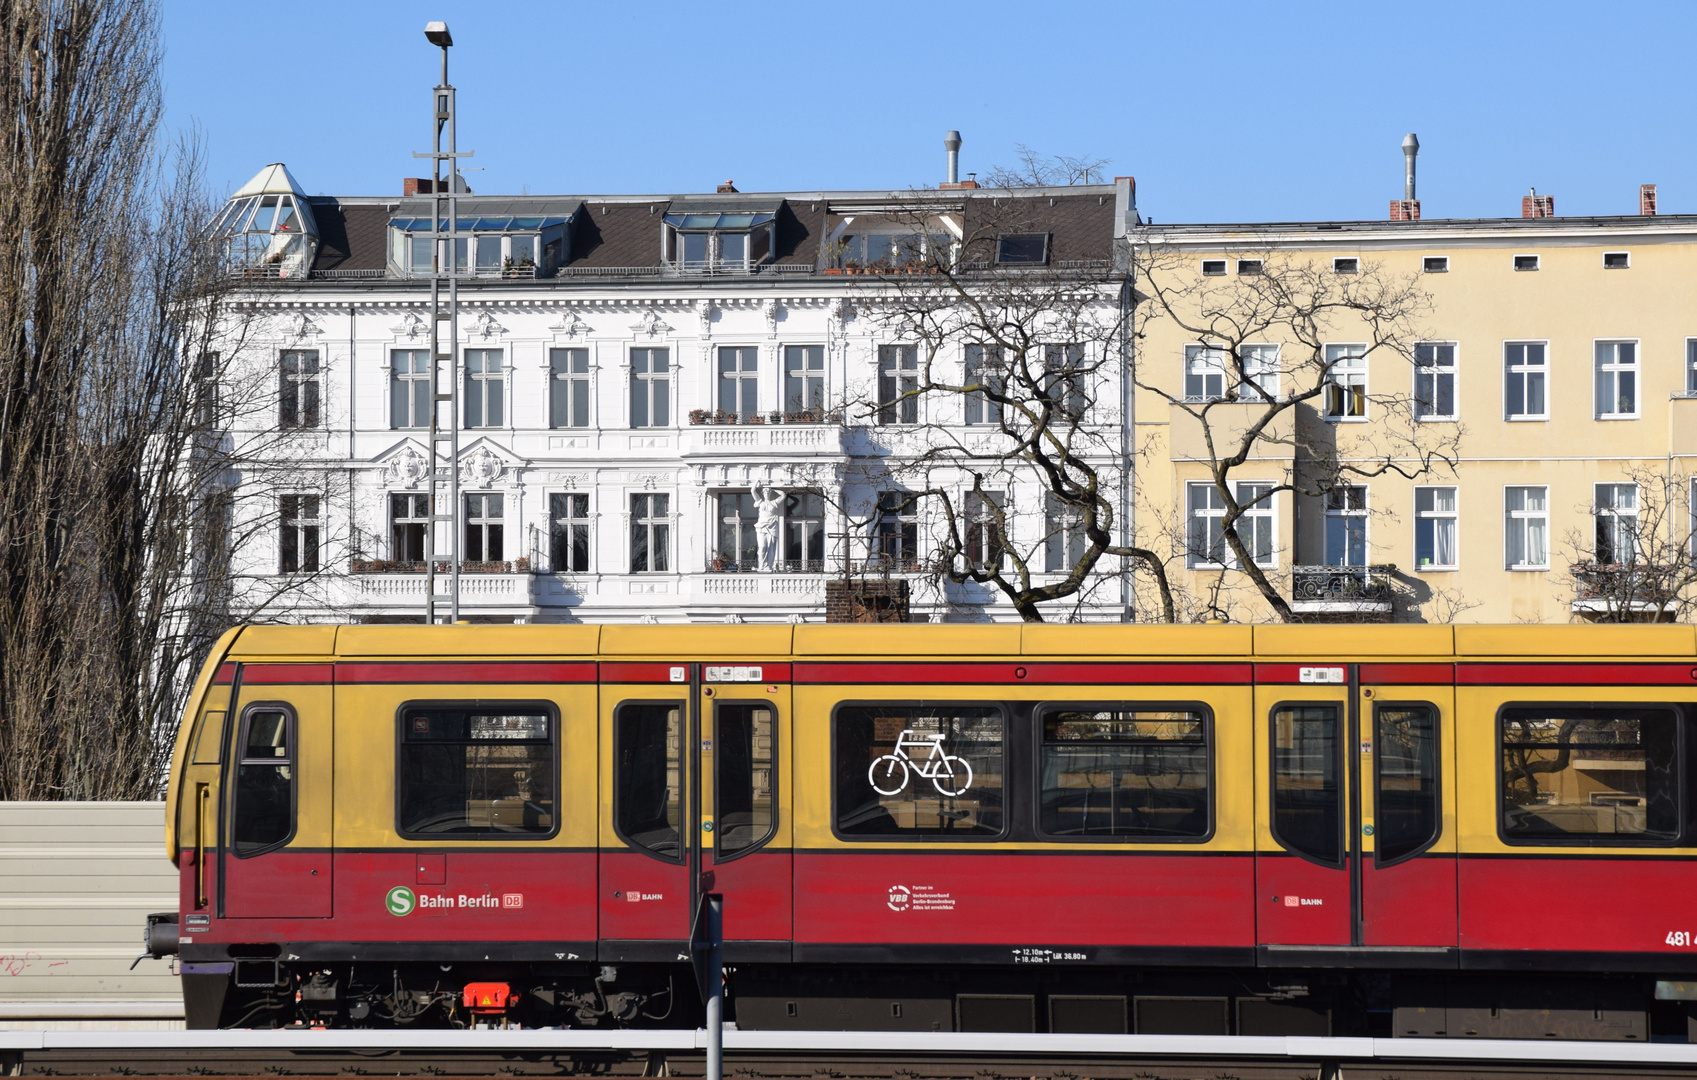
<box><xmin>1292</xmin><ymin>564</ymin><xmax>1395</xmax><ymax>606</ymax></box>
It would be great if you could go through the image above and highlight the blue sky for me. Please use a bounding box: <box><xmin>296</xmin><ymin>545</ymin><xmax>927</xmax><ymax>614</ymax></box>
<box><xmin>162</xmin><ymin>1</ymin><xmax>1697</xmax><ymax>223</ymax></box>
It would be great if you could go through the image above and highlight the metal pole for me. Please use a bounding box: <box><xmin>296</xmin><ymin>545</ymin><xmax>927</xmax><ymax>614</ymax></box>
<box><xmin>705</xmin><ymin>894</ymin><xmax>723</xmax><ymax>1080</ymax></box>
<box><xmin>415</xmin><ymin>23</ymin><xmax>472</xmax><ymax>623</ymax></box>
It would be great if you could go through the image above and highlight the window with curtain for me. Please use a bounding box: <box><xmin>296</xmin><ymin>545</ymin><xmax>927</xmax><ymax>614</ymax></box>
<box><xmin>1505</xmin><ymin>486</ymin><xmax>1548</xmax><ymax>569</ymax></box>
<box><xmin>1415</xmin><ymin>487</ymin><xmax>1457</xmax><ymax>570</ymax></box>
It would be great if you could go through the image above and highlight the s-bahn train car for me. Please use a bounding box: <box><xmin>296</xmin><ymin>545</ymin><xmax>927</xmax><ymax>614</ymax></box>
<box><xmin>149</xmin><ymin>622</ymin><xmax>1697</xmax><ymax>1038</ymax></box>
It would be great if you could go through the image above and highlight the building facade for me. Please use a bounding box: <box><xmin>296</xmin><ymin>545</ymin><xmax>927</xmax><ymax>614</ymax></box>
<box><xmin>209</xmin><ymin>163</ymin><xmax>1135</xmax><ymax>624</ymax></box>
<box><xmin>1135</xmin><ymin>187</ymin><xmax>1697</xmax><ymax>623</ymax></box>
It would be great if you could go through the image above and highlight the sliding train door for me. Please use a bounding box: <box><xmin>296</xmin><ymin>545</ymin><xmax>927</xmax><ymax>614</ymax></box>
<box><xmin>598</xmin><ymin>659</ymin><xmax>793</xmax><ymax>963</ymax></box>
<box><xmin>1255</xmin><ymin>664</ymin><xmax>1457</xmax><ymax>953</ymax></box>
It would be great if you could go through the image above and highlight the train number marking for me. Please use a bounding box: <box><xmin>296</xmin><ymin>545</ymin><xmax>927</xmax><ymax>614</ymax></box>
<box><xmin>1667</xmin><ymin>931</ymin><xmax>1695</xmax><ymax>947</ymax></box>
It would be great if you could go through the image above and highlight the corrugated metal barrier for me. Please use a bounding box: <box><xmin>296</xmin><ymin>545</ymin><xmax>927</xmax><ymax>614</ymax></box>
<box><xmin>0</xmin><ymin>802</ymin><xmax>181</xmax><ymax>1025</ymax></box>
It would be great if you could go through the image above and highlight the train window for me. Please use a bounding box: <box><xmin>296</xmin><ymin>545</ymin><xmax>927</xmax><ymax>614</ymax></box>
<box><xmin>834</xmin><ymin>704</ymin><xmax>1005</xmax><ymax>838</ymax></box>
<box><xmin>1374</xmin><ymin>704</ymin><xmax>1439</xmax><ymax>865</ymax></box>
<box><xmin>232</xmin><ymin>707</ymin><xmax>293</xmax><ymax>855</ymax></box>
<box><xmin>191</xmin><ymin>711</ymin><xmax>226</xmax><ymax>765</ymax></box>
<box><xmin>1271</xmin><ymin>706</ymin><xmax>1343</xmax><ymax>867</ymax></box>
<box><xmin>615</xmin><ymin>703</ymin><xmax>683</xmax><ymax>861</ymax></box>
<box><xmin>397</xmin><ymin>704</ymin><xmax>557</xmax><ymax>839</ymax></box>
<box><xmin>1036</xmin><ymin>706</ymin><xmax>1211</xmax><ymax>840</ymax></box>
<box><xmin>716</xmin><ymin>702</ymin><xmax>776</xmax><ymax>858</ymax></box>
<box><xmin>1500</xmin><ymin>706</ymin><xmax>1681</xmax><ymax>844</ymax></box>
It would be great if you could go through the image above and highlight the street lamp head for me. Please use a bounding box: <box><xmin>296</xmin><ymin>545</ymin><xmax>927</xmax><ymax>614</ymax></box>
<box><xmin>424</xmin><ymin>21</ymin><xmax>452</xmax><ymax>48</ymax></box>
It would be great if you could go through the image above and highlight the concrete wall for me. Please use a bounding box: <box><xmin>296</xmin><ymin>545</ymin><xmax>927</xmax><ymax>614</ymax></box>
<box><xmin>0</xmin><ymin>802</ymin><xmax>181</xmax><ymax>1022</ymax></box>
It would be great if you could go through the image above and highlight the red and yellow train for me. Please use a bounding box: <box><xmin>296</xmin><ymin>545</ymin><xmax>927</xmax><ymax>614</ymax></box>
<box><xmin>151</xmin><ymin>623</ymin><xmax>1697</xmax><ymax>1039</ymax></box>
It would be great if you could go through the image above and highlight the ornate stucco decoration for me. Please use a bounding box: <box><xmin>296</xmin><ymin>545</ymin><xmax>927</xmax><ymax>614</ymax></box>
<box><xmin>547</xmin><ymin>471</ymin><xmax>589</xmax><ymax>488</ymax></box>
<box><xmin>630</xmin><ymin>310</ymin><xmax>672</xmax><ymax>338</ymax></box>
<box><xmin>389</xmin><ymin>311</ymin><xmax>429</xmax><ymax>341</ymax></box>
<box><xmin>285</xmin><ymin>311</ymin><xmax>324</xmax><ymax>341</ymax></box>
<box><xmin>470</xmin><ymin>310</ymin><xmax>507</xmax><ymax>340</ymax></box>
<box><xmin>384</xmin><ymin>445</ymin><xmax>429</xmax><ymax>489</ymax></box>
<box><xmin>696</xmin><ymin>300</ymin><xmax>715</xmax><ymax>339</ymax></box>
<box><xmin>763</xmin><ymin>299</ymin><xmax>779</xmax><ymax>338</ymax></box>
<box><xmin>460</xmin><ymin>446</ymin><xmax>506</xmax><ymax>486</ymax></box>
<box><xmin>548</xmin><ymin>311</ymin><xmax>591</xmax><ymax>339</ymax></box>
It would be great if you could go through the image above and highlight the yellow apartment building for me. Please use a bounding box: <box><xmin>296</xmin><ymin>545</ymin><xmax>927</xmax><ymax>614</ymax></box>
<box><xmin>1130</xmin><ymin>187</ymin><xmax>1697</xmax><ymax>624</ymax></box>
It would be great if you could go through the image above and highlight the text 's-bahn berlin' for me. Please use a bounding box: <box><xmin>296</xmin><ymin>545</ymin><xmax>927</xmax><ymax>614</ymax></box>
<box><xmin>24</xmin><ymin>10</ymin><xmax>1697</xmax><ymax>1061</ymax></box>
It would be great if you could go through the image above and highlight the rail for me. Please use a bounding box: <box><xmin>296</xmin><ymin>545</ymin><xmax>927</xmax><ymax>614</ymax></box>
<box><xmin>5</xmin><ymin>1028</ymin><xmax>1697</xmax><ymax>1066</ymax></box>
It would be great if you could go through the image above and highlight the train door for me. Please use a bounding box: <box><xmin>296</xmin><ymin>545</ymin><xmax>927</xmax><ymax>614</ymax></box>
<box><xmin>1358</xmin><ymin>677</ymin><xmax>1456</xmax><ymax>949</ymax></box>
<box><xmin>599</xmin><ymin>674</ymin><xmax>691</xmax><ymax>961</ymax></box>
<box><xmin>701</xmin><ymin>676</ymin><xmax>792</xmax><ymax>958</ymax></box>
<box><xmin>1256</xmin><ymin>676</ymin><xmax>1352</xmax><ymax>946</ymax></box>
<box><xmin>1255</xmin><ymin>666</ymin><xmax>1456</xmax><ymax>951</ymax></box>
<box><xmin>220</xmin><ymin>673</ymin><xmax>334</xmax><ymax>920</ymax></box>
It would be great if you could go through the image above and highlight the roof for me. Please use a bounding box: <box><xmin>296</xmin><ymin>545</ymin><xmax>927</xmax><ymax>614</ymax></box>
<box><xmin>232</xmin><ymin>162</ymin><xmax>309</xmax><ymax>200</ymax></box>
<box><xmin>307</xmin><ymin>202</ymin><xmax>387</xmax><ymax>271</ymax></box>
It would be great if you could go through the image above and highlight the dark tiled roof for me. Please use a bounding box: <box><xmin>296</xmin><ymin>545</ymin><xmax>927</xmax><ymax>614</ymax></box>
<box><xmin>309</xmin><ymin>201</ymin><xmax>388</xmax><ymax>271</ymax></box>
<box><xmin>959</xmin><ymin>191</ymin><xmax>1115</xmax><ymax>264</ymax></box>
<box><xmin>569</xmin><ymin>202</ymin><xmax>668</xmax><ymax>267</ymax></box>
<box><xmin>773</xmin><ymin>199</ymin><xmax>823</xmax><ymax>267</ymax></box>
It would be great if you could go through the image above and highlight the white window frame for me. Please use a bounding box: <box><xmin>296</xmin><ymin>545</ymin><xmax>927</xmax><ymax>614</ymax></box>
<box><xmin>1323</xmin><ymin>485</ymin><xmax>1369</xmax><ymax>567</ymax></box>
<box><xmin>964</xmin><ymin>490</ymin><xmax>1008</xmax><ymax>571</ymax></box>
<box><xmin>1322</xmin><ymin>343</ymin><xmax>1369</xmax><ymax>421</ymax></box>
<box><xmin>783</xmin><ymin>344</ymin><xmax>827</xmax><ymax>417</ymax></box>
<box><xmin>389</xmin><ymin>491</ymin><xmax>430</xmax><ymax>563</ymax></box>
<box><xmin>877</xmin><ymin>344</ymin><xmax>920</xmax><ymax>425</ymax></box>
<box><xmin>1687</xmin><ymin>338</ymin><xmax>1697</xmax><ymax>397</ymax></box>
<box><xmin>1423</xmin><ymin>256</ymin><xmax>1449</xmax><ymax>273</ymax></box>
<box><xmin>1504</xmin><ymin>485</ymin><xmax>1550</xmax><ymax>571</ymax></box>
<box><xmin>630</xmin><ymin>346</ymin><xmax>673</xmax><ymax>429</ymax></box>
<box><xmin>1234</xmin><ymin>482</ymin><xmax>1277</xmax><ymax>568</ymax></box>
<box><xmin>549</xmin><ymin>491</ymin><xmax>591</xmax><ymax>573</ymax></box>
<box><xmin>1238</xmin><ymin>344</ymin><xmax>1280</xmax><ymax>402</ymax></box>
<box><xmin>464</xmin><ymin>491</ymin><xmax>505</xmax><ymax>563</ymax></box>
<box><xmin>1044</xmin><ymin>492</ymin><xmax>1085</xmax><ymax>573</ymax></box>
<box><xmin>1043</xmin><ymin>344</ymin><xmax>1088</xmax><ymax>419</ymax></box>
<box><xmin>550</xmin><ymin>347</ymin><xmax>593</xmax><ymax>429</ymax></box>
<box><xmin>1413</xmin><ymin>341</ymin><xmax>1458</xmax><ymax>421</ymax></box>
<box><xmin>1593</xmin><ymin>483</ymin><xmax>1639</xmax><ymax>566</ymax></box>
<box><xmin>1333</xmin><ymin>256</ymin><xmax>1359</xmax><ymax>274</ymax></box>
<box><xmin>279</xmin><ymin>349</ymin><xmax>322</xmax><ymax>430</ymax></box>
<box><xmin>964</xmin><ymin>344</ymin><xmax>1004</xmax><ymax>425</ymax></box>
<box><xmin>390</xmin><ymin>349</ymin><xmax>431</xmax><ymax>430</ymax></box>
<box><xmin>1201</xmin><ymin>259</ymin><xmax>1226</xmax><ymax>276</ymax></box>
<box><xmin>1186</xmin><ymin>482</ymin><xmax>1227</xmax><ymax>569</ymax></box>
<box><xmin>1603</xmin><ymin>251</ymin><xmax>1631</xmax><ymax>269</ymax></box>
<box><xmin>464</xmin><ymin>348</ymin><xmax>505</xmax><ymax>429</ymax></box>
<box><xmin>278</xmin><ymin>492</ymin><xmax>322</xmax><ymax>574</ymax></box>
<box><xmin>1513</xmin><ymin>254</ymin><xmax>1540</xmax><ymax>272</ymax></box>
<box><xmin>1593</xmin><ymin>338</ymin><xmax>1640</xmax><ymax>420</ymax></box>
<box><xmin>1504</xmin><ymin>340</ymin><xmax>1549</xmax><ymax>421</ymax></box>
<box><xmin>1413</xmin><ymin>485</ymin><xmax>1458</xmax><ymax>571</ymax></box>
<box><xmin>631</xmin><ymin>491</ymin><xmax>672</xmax><ymax>573</ymax></box>
<box><xmin>717</xmin><ymin>345</ymin><xmax>760</xmax><ymax>418</ymax></box>
<box><xmin>1236</xmin><ymin>258</ymin><xmax>1263</xmax><ymax>276</ymax></box>
<box><xmin>1183</xmin><ymin>343</ymin><xmax>1227</xmax><ymax>402</ymax></box>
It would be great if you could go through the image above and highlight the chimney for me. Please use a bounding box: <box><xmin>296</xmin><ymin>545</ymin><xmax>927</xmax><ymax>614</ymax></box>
<box><xmin>403</xmin><ymin>177</ymin><xmax>436</xmax><ymax>196</ymax></box>
<box><xmin>1389</xmin><ymin>133</ymin><xmax>1421</xmax><ymax>221</ymax></box>
<box><xmin>717</xmin><ymin>180</ymin><xmax>738</xmax><ymax>194</ymax></box>
<box><xmin>1522</xmin><ymin>187</ymin><xmax>1555</xmax><ymax>218</ymax></box>
<box><xmin>939</xmin><ymin>130</ymin><xmax>978</xmax><ymax>189</ymax></box>
<box><xmin>1640</xmin><ymin>184</ymin><xmax>1658</xmax><ymax>216</ymax></box>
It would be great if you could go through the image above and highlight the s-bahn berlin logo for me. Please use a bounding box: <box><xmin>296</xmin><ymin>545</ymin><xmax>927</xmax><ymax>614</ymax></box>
<box><xmin>386</xmin><ymin>885</ymin><xmax>417</xmax><ymax>916</ymax></box>
<box><xmin>385</xmin><ymin>885</ymin><xmax>524</xmax><ymax>915</ymax></box>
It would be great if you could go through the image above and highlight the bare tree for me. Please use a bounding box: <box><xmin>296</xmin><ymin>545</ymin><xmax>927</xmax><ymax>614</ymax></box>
<box><xmin>1560</xmin><ymin>466</ymin><xmax>1697</xmax><ymax>623</ymax></box>
<box><xmin>984</xmin><ymin>145</ymin><xmax>1111</xmax><ymax>189</ymax></box>
<box><xmin>832</xmin><ymin>198</ymin><xmax>1174</xmax><ymax>623</ymax></box>
<box><xmin>1130</xmin><ymin>242</ymin><xmax>1462</xmax><ymax>622</ymax></box>
<box><xmin>0</xmin><ymin>0</ymin><xmax>347</xmax><ymax>799</ymax></box>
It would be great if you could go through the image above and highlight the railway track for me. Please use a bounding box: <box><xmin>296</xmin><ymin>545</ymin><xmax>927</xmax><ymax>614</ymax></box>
<box><xmin>6</xmin><ymin>1030</ymin><xmax>1697</xmax><ymax>1080</ymax></box>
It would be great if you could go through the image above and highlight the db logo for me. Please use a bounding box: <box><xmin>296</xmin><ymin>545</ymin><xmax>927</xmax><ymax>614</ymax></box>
<box><xmin>502</xmin><ymin>893</ymin><xmax>524</xmax><ymax>910</ymax></box>
<box><xmin>386</xmin><ymin>886</ymin><xmax>416</xmax><ymax>917</ymax></box>
<box><xmin>887</xmin><ymin>885</ymin><xmax>911</xmax><ymax>912</ymax></box>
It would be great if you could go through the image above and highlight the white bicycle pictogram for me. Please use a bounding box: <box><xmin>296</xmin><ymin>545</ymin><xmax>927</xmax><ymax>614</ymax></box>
<box><xmin>868</xmin><ymin>729</ymin><xmax>974</xmax><ymax>797</ymax></box>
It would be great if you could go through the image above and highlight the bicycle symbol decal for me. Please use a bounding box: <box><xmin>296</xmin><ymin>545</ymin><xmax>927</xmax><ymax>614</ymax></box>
<box><xmin>868</xmin><ymin>729</ymin><xmax>974</xmax><ymax>797</ymax></box>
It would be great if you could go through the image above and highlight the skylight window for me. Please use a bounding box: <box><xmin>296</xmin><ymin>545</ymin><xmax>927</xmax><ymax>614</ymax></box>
<box><xmin>996</xmin><ymin>234</ymin><xmax>1049</xmax><ymax>264</ymax></box>
<box><xmin>214</xmin><ymin>164</ymin><xmax>320</xmax><ymax>279</ymax></box>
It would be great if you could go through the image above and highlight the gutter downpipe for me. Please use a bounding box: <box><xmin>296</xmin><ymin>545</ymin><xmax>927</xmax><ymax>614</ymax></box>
<box><xmin>1114</xmin><ymin>177</ymin><xmax>1137</xmax><ymax>622</ymax></box>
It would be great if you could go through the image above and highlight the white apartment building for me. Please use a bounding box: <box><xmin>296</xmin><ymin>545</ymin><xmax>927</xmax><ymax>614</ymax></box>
<box><xmin>210</xmin><ymin>163</ymin><xmax>1137</xmax><ymax>624</ymax></box>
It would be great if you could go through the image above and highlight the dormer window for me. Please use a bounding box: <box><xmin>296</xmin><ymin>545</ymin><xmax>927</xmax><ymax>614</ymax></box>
<box><xmin>834</xmin><ymin>231</ymin><xmax>951</xmax><ymax>271</ymax></box>
<box><xmin>388</xmin><ymin>215</ymin><xmax>570</xmax><ymax>279</ymax></box>
<box><xmin>996</xmin><ymin>233</ymin><xmax>1049</xmax><ymax>265</ymax></box>
<box><xmin>214</xmin><ymin>164</ymin><xmax>320</xmax><ymax>279</ymax></box>
<box><xmin>662</xmin><ymin>208</ymin><xmax>777</xmax><ymax>274</ymax></box>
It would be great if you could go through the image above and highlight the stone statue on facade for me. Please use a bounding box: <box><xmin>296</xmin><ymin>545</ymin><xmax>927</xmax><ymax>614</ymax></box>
<box><xmin>752</xmin><ymin>483</ymin><xmax>786</xmax><ymax>571</ymax></box>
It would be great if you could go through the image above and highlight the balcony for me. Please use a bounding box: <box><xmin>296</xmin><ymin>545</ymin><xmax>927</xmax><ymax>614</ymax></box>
<box><xmin>681</xmin><ymin>415</ymin><xmax>846</xmax><ymax>456</ymax></box>
<box><xmin>342</xmin><ymin>559</ymin><xmax>538</xmax><ymax>614</ymax></box>
<box><xmin>1569</xmin><ymin>561</ymin><xmax>1682</xmax><ymax>617</ymax></box>
<box><xmin>1291</xmin><ymin>564</ymin><xmax>1395</xmax><ymax>618</ymax></box>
